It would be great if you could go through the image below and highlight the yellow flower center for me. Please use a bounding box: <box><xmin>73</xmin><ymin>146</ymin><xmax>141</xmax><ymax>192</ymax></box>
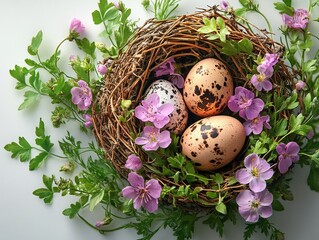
<box><xmin>251</xmin><ymin>166</ymin><xmax>259</xmax><ymax>177</ymax></box>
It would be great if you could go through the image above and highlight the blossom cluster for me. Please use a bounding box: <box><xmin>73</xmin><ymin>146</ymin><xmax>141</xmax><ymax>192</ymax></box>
<box><xmin>153</xmin><ymin>57</ymin><xmax>185</xmax><ymax>89</ymax></box>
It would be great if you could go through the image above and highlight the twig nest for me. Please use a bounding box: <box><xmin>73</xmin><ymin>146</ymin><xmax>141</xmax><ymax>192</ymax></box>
<box><xmin>93</xmin><ymin>6</ymin><xmax>294</xmax><ymax>208</ymax></box>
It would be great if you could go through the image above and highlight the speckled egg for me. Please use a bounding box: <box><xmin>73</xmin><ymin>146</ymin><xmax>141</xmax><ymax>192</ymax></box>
<box><xmin>180</xmin><ymin>115</ymin><xmax>245</xmax><ymax>171</ymax></box>
<box><xmin>145</xmin><ymin>80</ymin><xmax>188</xmax><ymax>135</ymax></box>
<box><xmin>183</xmin><ymin>58</ymin><xmax>233</xmax><ymax>117</ymax></box>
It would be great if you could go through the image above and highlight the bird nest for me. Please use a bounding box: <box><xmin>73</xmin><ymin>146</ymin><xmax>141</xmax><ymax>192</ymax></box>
<box><xmin>92</xmin><ymin>7</ymin><xmax>296</xmax><ymax>209</ymax></box>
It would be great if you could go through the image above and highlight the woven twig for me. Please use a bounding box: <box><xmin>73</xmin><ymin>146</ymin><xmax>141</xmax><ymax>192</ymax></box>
<box><xmin>92</xmin><ymin>7</ymin><xmax>295</xmax><ymax>208</ymax></box>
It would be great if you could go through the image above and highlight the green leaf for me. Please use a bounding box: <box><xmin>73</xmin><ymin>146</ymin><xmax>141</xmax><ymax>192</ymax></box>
<box><xmin>10</xmin><ymin>65</ymin><xmax>28</xmax><ymax>90</ymax></box>
<box><xmin>216</xmin><ymin>202</ymin><xmax>227</xmax><ymax>215</ymax></box>
<box><xmin>308</xmin><ymin>162</ymin><xmax>319</xmax><ymax>191</ymax></box>
<box><xmin>4</xmin><ymin>137</ymin><xmax>32</xmax><ymax>162</ymax></box>
<box><xmin>36</xmin><ymin>118</ymin><xmax>45</xmax><ymax>138</ymax></box>
<box><xmin>75</xmin><ymin>38</ymin><xmax>96</xmax><ymax>58</ymax></box>
<box><xmin>28</xmin><ymin>30</ymin><xmax>43</xmax><ymax>56</ymax></box>
<box><xmin>302</xmin><ymin>59</ymin><xmax>317</xmax><ymax>73</ymax></box>
<box><xmin>273</xmin><ymin>2</ymin><xmax>294</xmax><ymax>15</ymax></box>
<box><xmin>32</xmin><ymin>175</ymin><xmax>54</xmax><ymax>203</ymax></box>
<box><xmin>238</xmin><ymin>38</ymin><xmax>253</xmax><ymax>54</ymax></box>
<box><xmin>304</xmin><ymin>93</ymin><xmax>312</xmax><ymax>113</ymax></box>
<box><xmin>283</xmin><ymin>0</ymin><xmax>291</xmax><ymax>7</ymax></box>
<box><xmin>89</xmin><ymin>191</ymin><xmax>105</xmax><ymax>211</ymax></box>
<box><xmin>235</xmin><ymin>7</ymin><xmax>247</xmax><ymax>16</ymax></box>
<box><xmin>220</xmin><ymin>41</ymin><xmax>239</xmax><ymax>56</ymax></box>
<box><xmin>167</xmin><ymin>154</ymin><xmax>185</xmax><ymax>168</ymax></box>
<box><xmin>35</xmin><ymin>118</ymin><xmax>54</xmax><ymax>151</ymax></box>
<box><xmin>18</xmin><ymin>91</ymin><xmax>40</xmax><ymax>110</ymax></box>
<box><xmin>63</xmin><ymin>202</ymin><xmax>82</xmax><ymax>219</ymax></box>
<box><xmin>272</xmin><ymin>200</ymin><xmax>285</xmax><ymax>211</ymax></box>
<box><xmin>211</xmin><ymin>173</ymin><xmax>224</xmax><ymax>185</ymax></box>
<box><xmin>273</xmin><ymin>119</ymin><xmax>288</xmax><ymax>136</ymax></box>
<box><xmin>239</xmin><ymin>0</ymin><xmax>250</xmax><ymax>7</ymax></box>
<box><xmin>206</xmin><ymin>192</ymin><xmax>218</xmax><ymax>199</ymax></box>
<box><xmin>29</xmin><ymin>152</ymin><xmax>49</xmax><ymax>170</ymax></box>
<box><xmin>92</xmin><ymin>10</ymin><xmax>103</xmax><ymax>24</ymax></box>
<box><xmin>186</xmin><ymin>173</ymin><xmax>210</xmax><ymax>185</ymax></box>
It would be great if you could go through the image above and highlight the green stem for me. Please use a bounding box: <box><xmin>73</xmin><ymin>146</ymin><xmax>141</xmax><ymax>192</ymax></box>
<box><xmin>31</xmin><ymin>147</ymin><xmax>68</xmax><ymax>159</ymax></box>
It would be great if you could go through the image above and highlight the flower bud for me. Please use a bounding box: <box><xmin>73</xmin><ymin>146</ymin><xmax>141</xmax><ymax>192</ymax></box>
<box><xmin>97</xmin><ymin>63</ymin><xmax>107</xmax><ymax>75</ymax></box>
<box><xmin>296</xmin><ymin>80</ymin><xmax>306</xmax><ymax>90</ymax></box>
<box><xmin>121</xmin><ymin>99</ymin><xmax>132</xmax><ymax>109</ymax></box>
<box><xmin>69</xmin><ymin>18</ymin><xmax>85</xmax><ymax>39</ymax></box>
<box><xmin>95</xmin><ymin>217</ymin><xmax>112</xmax><ymax>228</ymax></box>
<box><xmin>60</xmin><ymin>162</ymin><xmax>75</xmax><ymax>172</ymax></box>
<box><xmin>95</xmin><ymin>42</ymin><xmax>107</xmax><ymax>52</ymax></box>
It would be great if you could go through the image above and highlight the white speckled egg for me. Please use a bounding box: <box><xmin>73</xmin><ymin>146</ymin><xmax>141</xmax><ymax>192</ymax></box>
<box><xmin>183</xmin><ymin>58</ymin><xmax>233</xmax><ymax>117</ymax></box>
<box><xmin>145</xmin><ymin>80</ymin><xmax>188</xmax><ymax>135</ymax></box>
<box><xmin>180</xmin><ymin>115</ymin><xmax>245</xmax><ymax>171</ymax></box>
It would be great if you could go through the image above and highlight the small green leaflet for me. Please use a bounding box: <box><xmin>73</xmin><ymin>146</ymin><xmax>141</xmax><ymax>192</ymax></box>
<box><xmin>33</xmin><ymin>175</ymin><xmax>57</xmax><ymax>204</ymax></box>
<box><xmin>4</xmin><ymin>137</ymin><xmax>31</xmax><ymax>162</ymax></box>
<box><xmin>28</xmin><ymin>30</ymin><xmax>43</xmax><ymax>56</ymax></box>
<box><xmin>89</xmin><ymin>191</ymin><xmax>105</xmax><ymax>211</ymax></box>
<box><xmin>18</xmin><ymin>90</ymin><xmax>40</xmax><ymax>110</ymax></box>
<box><xmin>273</xmin><ymin>2</ymin><xmax>294</xmax><ymax>15</ymax></box>
<box><xmin>29</xmin><ymin>152</ymin><xmax>49</xmax><ymax>170</ymax></box>
<box><xmin>9</xmin><ymin>65</ymin><xmax>28</xmax><ymax>90</ymax></box>
<box><xmin>215</xmin><ymin>202</ymin><xmax>227</xmax><ymax>215</ymax></box>
<box><xmin>63</xmin><ymin>202</ymin><xmax>82</xmax><ymax>219</ymax></box>
<box><xmin>35</xmin><ymin>118</ymin><xmax>54</xmax><ymax>152</ymax></box>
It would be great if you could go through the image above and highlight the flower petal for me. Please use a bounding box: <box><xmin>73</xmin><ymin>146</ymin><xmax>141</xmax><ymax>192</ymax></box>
<box><xmin>236</xmin><ymin>169</ymin><xmax>253</xmax><ymax>184</ymax></box>
<box><xmin>133</xmin><ymin>196</ymin><xmax>143</xmax><ymax>210</ymax></box>
<box><xmin>258</xmin><ymin>190</ymin><xmax>273</xmax><ymax>206</ymax></box>
<box><xmin>244</xmin><ymin>153</ymin><xmax>260</xmax><ymax>169</ymax></box>
<box><xmin>249</xmin><ymin>178</ymin><xmax>266</xmax><ymax>192</ymax></box>
<box><xmin>259</xmin><ymin>206</ymin><xmax>273</xmax><ymax>219</ymax></box>
<box><xmin>276</xmin><ymin>143</ymin><xmax>286</xmax><ymax>155</ymax></box>
<box><xmin>127</xmin><ymin>172</ymin><xmax>144</xmax><ymax>188</ymax></box>
<box><xmin>286</xmin><ymin>142</ymin><xmax>300</xmax><ymax>155</ymax></box>
<box><xmin>134</xmin><ymin>106</ymin><xmax>149</xmax><ymax>122</ymax></box>
<box><xmin>236</xmin><ymin>190</ymin><xmax>254</xmax><ymax>207</ymax></box>
<box><xmin>158</xmin><ymin>103</ymin><xmax>174</xmax><ymax>116</ymax></box>
<box><xmin>278</xmin><ymin>159</ymin><xmax>292</xmax><ymax>174</ymax></box>
<box><xmin>143</xmin><ymin>198</ymin><xmax>159</xmax><ymax>213</ymax></box>
<box><xmin>146</xmin><ymin>179</ymin><xmax>162</xmax><ymax>198</ymax></box>
<box><xmin>239</xmin><ymin>207</ymin><xmax>259</xmax><ymax>223</ymax></box>
<box><xmin>122</xmin><ymin>186</ymin><xmax>138</xmax><ymax>199</ymax></box>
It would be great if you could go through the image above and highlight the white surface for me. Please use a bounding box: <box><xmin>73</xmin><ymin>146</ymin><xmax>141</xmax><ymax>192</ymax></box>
<box><xmin>1</xmin><ymin>0</ymin><xmax>319</xmax><ymax>240</ymax></box>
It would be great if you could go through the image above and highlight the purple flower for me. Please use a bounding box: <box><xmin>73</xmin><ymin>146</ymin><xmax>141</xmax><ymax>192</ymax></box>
<box><xmin>83</xmin><ymin>114</ymin><xmax>93</xmax><ymax>128</ymax></box>
<box><xmin>228</xmin><ymin>87</ymin><xmax>265</xmax><ymax>120</ymax></box>
<box><xmin>282</xmin><ymin>9</ymin><xmax>309</xmax><ymax>29</ymax></box>
<box><xmin>219</xmin><ymin>0</ymin><xmax>229</xmax><ymax>10</ymax></box>
<box><xmin>122</xmin><ymin>172</ymin><xmax>162</xmax><ymax>212</ymax></box>
<box><xmin>153</xmin><ymin>58</ymin><xmax>184</xmax><ymax>88</ymax></box>
<box><xmin>125</xmin><ymin>154</ymin><xmax>143</xmax><ymax>171</ymax></box>
<box><xmin>97</xmin><ymin>63</ymin><xmax>107</xmax><ymax>75</ymax></box>
<box><xmin>236</xmin><ymin>153</ymin><xmax>274</xmax><ymax>192</ymax></box>
<box><xmin>296</xmin><ymin>80</ymin><xmax>306</xmax><ymax>90</ymax></box>
<box><xmin>276</xmin><ymin>142</ymin><xmax>300</xmax><ymax>174</ymax></box>
<box><xmin>307</xmin><ymin>130</ymin><xmax>314</xmax><ymax>139</ymax></box>
<box><xmin>69</xmin><ymin>18</ymin><xmax>85</xmax><ymax>37</ymax></box>
<box><xmin>135</xmin><ymin>126</ymin><xmax>171</xmax><ymax>151</ymax></box>
<box><xmin>263</xmin><ymin>53</ymin><xmax>279</xmax><ymax>68</ymax></box>
<box><xmin>243</xmin><ymin>115</ymin><xmax>271</xmax><ymax>136</ymax></box>
<box><xmin>71</xmin><ymin>80</ymin><xmax>92</xmax><ymax>110</ymax></box>
<box><xmin>134</xmin><ymin>93</ymin><xmax>174</xmax><ymax>129</ymax></box>
<box><xmin>250</xmin><ymin>74</ymin><xmax>273</xmax><ymax>92</ymax></box>
<box><xmin>168</xmin><ymin>73</ymin><xmax>184</xmax><ymax>89</ymax></box>
<box><xmin>154</xmin><ymin>58</ymin><xmax>175</xmax><ymax>77</ymax></box>
<box><xmin>236</xmin><ymin>189</ymin><xmax>273</xmax><ymax>223</ymax></box>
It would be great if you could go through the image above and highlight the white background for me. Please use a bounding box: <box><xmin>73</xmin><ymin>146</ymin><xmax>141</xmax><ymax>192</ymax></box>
<box><xmin>1</xmin><ymin>0</ymin><xmax>319</xmax><ymax>239</ymax></box>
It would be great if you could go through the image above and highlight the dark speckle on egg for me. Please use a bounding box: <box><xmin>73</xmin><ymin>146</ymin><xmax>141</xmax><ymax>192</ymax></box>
<box><xmin>191</xmin><ymin>151</ymin><xmax>197</xmax><ymax>157</ymax></box>
<box><xmin>210</xmin><ymin>128</ymin><xmax>219</xmax><ymax>138</ymax></box>
<box><xmin>201</xmin><ymin>133</ymin><xmax>208</xmax><ymax>139</ymax></box>
<box><xmin>194</xmin><ymin>85</ymin><xmax>201</xmax><ymax>95</ymax></box>
<box><xmin>200</xmin><ymin>124</ymin><xmax>211</xmax><ymax>131</ymax></box>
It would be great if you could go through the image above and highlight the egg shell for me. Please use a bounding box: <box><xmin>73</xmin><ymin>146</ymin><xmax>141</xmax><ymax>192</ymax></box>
<box><xmin>145</xmin><ymin>80</ymin><xmax>188</xmax><ymax>135</ymax></box>
<box><xmin>183</xmin><ymin>58</ymin><xmax>233</xmax><ymax>117</ymax></box>
<box><xmin>180</xmin><ymin>115</ymin><xmax>245</xmax><ymax>171</ymax></box>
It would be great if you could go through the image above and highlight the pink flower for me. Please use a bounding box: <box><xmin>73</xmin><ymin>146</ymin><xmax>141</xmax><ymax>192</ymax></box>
<box><xmin>71</xmin><ymin>80</ymin><xmax>92</xmax><ymax>110</ymax></box>
<box><xmin>276</xmin><ymin>142</ymin><xmax>300</xmax><ymax>174</ymax></box>
<box><xmin>219</xmin><ymin>1</ymin><xmax>229</xmax><ymax>10</ymax></box>
<box><xmin>296</xmin><ymin>80</ymin><xmax>306</xmax><ymax>90</ymax></box>
<box><xmin>122</xmin><ymin>172</ymin><xmax>162</xmax><ymax>212</ymax></box>
<box><xmin>135</xmin><ymin>126</ymin><xmax>171</xmax><ymax>151</ymax></box>
<box><xmin>125</xmin><ymin>154</ymin><xmax>143</xmax><ymax>171</ymax></box>
<box><xmin>243</xmin><ymin>114</ymin><xmax>271</xmax><ymax>136</ymax></box>
<box><xmin>69</xmin><ymin>18</ymin><xmax>85</xmax><ymax>37</ymax></box>
<box><xmin>228</xmin><ymin>86</ymin><xmax>264</xmax><ymax>120</ymax></box>
<box><xmin>153</xmin><ymin>58</ymin><xmax>184</xmax><ymax>89</ymax></box>
<box><xmin>236</xmin><ymin>153</ymin><xmax>274</xmax><ymax>193</ymax></box>
<box><xmin>134</xmin><ymin>93</ymin><xmax>174</xmax><ymax>129</ymax></box>
<box><xmin>83</xmin><ymin>114</ymin><xmax>93</xmax><ymax>128</ymax></box>
<box><xmin>97</xmin><ymin>63</ymin><xmax>107</xmax><ymax>75</ymax></box>
<box><xmin>282</xmin><ymin>9</ymin><xmax>309</xmax><ymax>29</ymax></box>
<box><xmin>236</xmin><ymin>189</ymin><xmax>273</xmax><ymax>223</ymax></box>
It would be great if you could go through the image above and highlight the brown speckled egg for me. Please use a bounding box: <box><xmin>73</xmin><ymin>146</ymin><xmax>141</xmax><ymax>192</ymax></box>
<box><xmin>180</xmin><ymin>115</ymin><xmax>245</xmax><ymax>171</ymax></box>
<box><xmin>183</xmin><ymin>58</ymin><xmax>233</xmax><ymax>117</ymax></box>
<box><xmin>145</xmin><ymin>80</ymin><xmax>188</xmax><ymax>135</ymax></box>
